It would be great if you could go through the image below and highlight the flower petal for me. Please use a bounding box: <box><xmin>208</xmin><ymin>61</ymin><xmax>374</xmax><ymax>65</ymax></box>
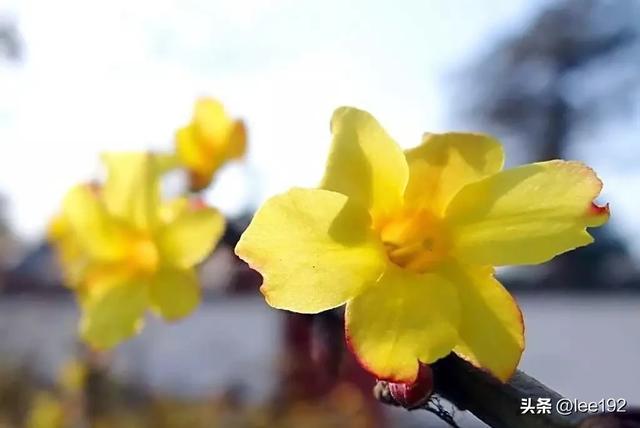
<box><xmin>158</xmin><ymin>200</ymin><xmax>225</xmax><ymax>269</ymax></box>
<box><xmin>404</xmin><ymin>133</ymin><xmax>504</xmax><ymax>215</ymax></box>
<box><xmin>175</xmin><ymin>98</ymin><xmax>246</xmax><ymax>191</ymax></box>
<box><xmin>345</xmin><ymin>267</ymin><xmax>460</xmax><ymax>383</ymax></box>
<box><xmin>321</xmin><ymin>107</ymin><xmax>408</xmax><ymax>219</ymax></box>
<box><xmin>236</xmin><ymin>187</ymin><xmax>386</xmax><ymax>314</ymax></box>
<box><xmin>62</xmin><ymin>184</ymin><xmax>127</xmax><ymax>261</ymax></box>
<box><xmin>155</xmin><ymin>153</ymin><xmax>181</xmax><ymax>174</ymax></box>
<box><xmin>47</xmin><ymin>213</ymin><xmax>89</xmax><ymax>287</ymax></box>
<box><xmin>79</xmin><ymin>272</ymin><xmax>148</xmax><ymax>349</ymax></box>
<box><xmin>176</xmin><ymin>126</ymin><xmax>211</xmax><ymax>176</ymax></box>
<box><xmin>445</xmin><ymin>265</ymin><xmax>524</xmax><ymax>381</ymax></box>
<box><xmin>101</xmin><ymin>152</ymin><xmax>161</xmax><ymax>230</ymax></box>
<box><xmin>150</xmin><ymin>268</ymin><xmax>201</xmax><ymax>320</ymax></box>
<box><xmin>447</xmin><ymin>160</ymin><xmax>609</xmax><ymax>265</ymax></box>
<box><xmin>193</xmin><ymin>97</ymin><xmax>234</xmax><ymax>143</ymax></box>
<box><xmin>227</xmin><ymin>120</ymin><xmax>247</xmax><ymax>160</ymax></box>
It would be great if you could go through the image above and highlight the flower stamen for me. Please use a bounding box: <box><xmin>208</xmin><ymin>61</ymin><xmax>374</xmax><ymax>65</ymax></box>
<box><xmin>378</xmin><ymin>210</ymin><xmax>450</xmax><ymax>273</ymax></box>
<box><xmin>127</xmin><ymin>235</ymin><xmax>159</xmax><ymax>275</ymax></box>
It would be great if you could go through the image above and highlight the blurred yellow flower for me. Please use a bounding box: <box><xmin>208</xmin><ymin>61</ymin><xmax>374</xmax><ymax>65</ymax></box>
<box><xmin>51</xmin><ymin>153</ymin><xmax>225</xmax><ymax>349</ymax></box>
<box><xmin>176</xmin><ymin>98</ymin><xmax>247</xmax><ymax>191</ymax></box>
<box><xmin>59</xmin><ymin>359</ymin><xmax>87</xmax><ymax>395</ymax></box>
<box><xmin>27</xmin><ymin>392</ymin><xmax>64</xmax><ymax>428</ymax></box>
<box><xmin>236</xmin><ymin>107</ymin><xmax>609</xmax><ymax>383</ymax></box>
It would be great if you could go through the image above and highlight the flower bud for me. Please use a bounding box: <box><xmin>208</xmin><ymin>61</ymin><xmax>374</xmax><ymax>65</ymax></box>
<box><xmin>388</xmin><ymin>363</ymin><xmax>434</xmax><ymax>408</ymax></box>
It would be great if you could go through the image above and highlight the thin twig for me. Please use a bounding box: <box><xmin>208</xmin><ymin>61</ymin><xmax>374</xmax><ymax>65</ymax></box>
<box><xmin>423</xmin><ymin>396</ymin><xmax>462</xmax><ymax>428</ymax></box>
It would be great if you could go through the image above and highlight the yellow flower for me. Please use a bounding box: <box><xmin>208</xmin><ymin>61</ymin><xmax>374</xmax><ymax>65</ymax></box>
<box><xmin>58</xmin><ymin>359</ymin><xmax>87</xmax><ymax>395</ymax></box>
<box><xmin>235</xmin><ymin>107</ymin><xmax>609</xmax><ymax>383</ymax></box>
<box><xmin>176</xmin><ymin>97</ymin><xmax>247</xmax><ymax>191</ymax></box>
<box><xmin>53</xmin><ymin>153</ymin><xmax>225</xmax><ymax>349</ymax></box>
<box><xmin>27</xmin><ymin>392</ymin><xmax>64</xmax><ymax>428</ymax></box>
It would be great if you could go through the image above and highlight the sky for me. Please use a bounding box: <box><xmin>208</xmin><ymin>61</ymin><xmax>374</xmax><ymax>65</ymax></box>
<box><xmin>1</xmin><ymin>0</ymin><xmax>639</xmax><ymax>255</ymax></box>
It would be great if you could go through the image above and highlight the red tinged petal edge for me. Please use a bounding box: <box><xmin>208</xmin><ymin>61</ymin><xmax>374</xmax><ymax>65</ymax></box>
<box><xmin>586</xmin><ymin>202</ymin><xmax>610</xmax><ymax>227</ymax></box>
<box><xmin>589</xmin><ymin>202</ymin><xmax>610</xmax><ymax>217</ymax></box>
<box><xmin>344</xmin><ymin>318</ymin><xmax>418</xmax><ymax>384</ymax></box>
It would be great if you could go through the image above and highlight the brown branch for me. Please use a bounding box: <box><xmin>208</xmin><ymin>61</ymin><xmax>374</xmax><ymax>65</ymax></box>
<box><xmin>376</xmin><ymin>353</ymin><xmax>585</xmax><ymax>428</ymax></box>
<box><xmin>431</xmin><ymin>354</ymin><xmax>583</xmax><ymax>428</ymax></box>
<box><xmin>377</xmin><ymin>354</ymin><xmax>640</xmax><ymax>427</ymax></box>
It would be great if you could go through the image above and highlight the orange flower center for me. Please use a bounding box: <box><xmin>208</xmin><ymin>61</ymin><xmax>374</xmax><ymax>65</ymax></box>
<box><xmin>376</xmin><ymin>210</ymin><xmax>450</xmax><ymax>273</ymax></box>
<box><xmin>127</xmin><ymin>235</ymin><xmax>159</xmax><ymax>276</ymax></box>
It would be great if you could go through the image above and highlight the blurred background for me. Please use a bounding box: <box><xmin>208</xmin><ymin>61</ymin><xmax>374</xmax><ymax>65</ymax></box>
<box><xmin>0</xmin><ymin>0</ymin><xmax>639</xmax><ymax>426</ymax></box>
